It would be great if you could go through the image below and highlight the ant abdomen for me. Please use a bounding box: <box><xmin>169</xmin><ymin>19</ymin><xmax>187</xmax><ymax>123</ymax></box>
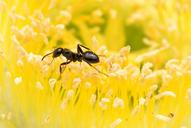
<box><xmin>83</xmin><ymin>51</ymin><xmax>99</xmax><ymax>63</ymax></box>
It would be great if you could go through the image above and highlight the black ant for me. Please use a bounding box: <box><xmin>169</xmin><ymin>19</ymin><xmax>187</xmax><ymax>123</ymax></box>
<box><xmin>42</xmin><ymin>44</ymin><xmax>109</xmax><ymax>77</ymax></box>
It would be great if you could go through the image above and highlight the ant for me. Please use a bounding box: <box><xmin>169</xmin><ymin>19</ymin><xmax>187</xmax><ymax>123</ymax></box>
<box><xmin>42</xmin><ymin>44</ymin><xmax>109</xmax><ymax>77</ymax></box>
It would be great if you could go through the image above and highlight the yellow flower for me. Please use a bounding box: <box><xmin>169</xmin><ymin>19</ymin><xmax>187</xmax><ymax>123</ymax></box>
<box><xmin>1</xmin><ymin>0</ymin><xmax>191</xmax><ymax>128</ymax></box>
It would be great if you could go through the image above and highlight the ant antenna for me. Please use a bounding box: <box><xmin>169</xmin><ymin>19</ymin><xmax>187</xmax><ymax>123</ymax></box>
<box><xmin>41</xmin><ymin>52</ymin><xmax>53</xmax><ymax>61</ymax></box>
<box><xmin>86</xmin><ymin>62</ymin><xmax>109</xmax><ymax>77</ymax></box>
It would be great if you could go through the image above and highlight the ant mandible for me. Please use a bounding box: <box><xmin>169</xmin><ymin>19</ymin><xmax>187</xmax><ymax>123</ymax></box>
<box><xmin>42</xmin><ymin>44</ymin><xmax>109</xmax><ymax>77</ymax></box>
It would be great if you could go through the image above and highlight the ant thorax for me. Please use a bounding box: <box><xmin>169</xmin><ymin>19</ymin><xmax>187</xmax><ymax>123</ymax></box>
<box><xmin>73</xmin><ymin>53</ymin><xmax>83</xmax><ymax>62</ymax></box>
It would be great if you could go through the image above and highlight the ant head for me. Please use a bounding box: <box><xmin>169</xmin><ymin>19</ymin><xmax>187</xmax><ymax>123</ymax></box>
<box><xmin>42</xmin><ymin>48</ymin><xmax>63</xmax><ymax>61</ymax></box>
<box><xmin>53</xmin><ymin>48</ymin><xmax>63</xmax><ymax>58</ymax></box>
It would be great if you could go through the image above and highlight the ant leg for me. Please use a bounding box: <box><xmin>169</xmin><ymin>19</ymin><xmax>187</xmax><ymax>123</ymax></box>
<box><xmin>78</xmin><ymin>44</ymin><xmax>91</xmax><ymax>50</ymax></box>
<box><xmin>58</xmin><ymin>60</ymin><xmax>72</xmax><ymax>80</ymax></box>
<box><xmin>77</xmin><ymin>44</ymin><xmax>91</xmax><ymax>54</ymax></box>
<box><xmin>86</xmin><ymin>62</ymin><xmax>109</xmax><ymax>77</ymax></box>
<box><xmin>77</xmin><ymin>44</ymin><xmax>84</xmax><ymax>54</ymax></box>
<box><xmin>59</xmin><ymin>60</ymin><xmax>72</xmax><ymax>74</ymax></box>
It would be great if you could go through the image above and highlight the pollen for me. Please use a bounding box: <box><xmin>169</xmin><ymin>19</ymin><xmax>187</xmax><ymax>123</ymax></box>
<box><xmin>56</xmin><ymin>24</ymin><xmax>65</xmax><ymax>30</ymax></box>
<box><xmin>36</xmin><ymin>81</ymin><xmax>44</xmax><ymax>90</ymax></box>
<box><xmin>17</xmin><ymin>59</ymin><xmax>23</xmax><ymax>66</ymax></box>
<box><xmin>14</xmin><ymin>77</ymin><xmax>22</xmax><ymax>85</ymax></box>
<box><xmin>48</xmin><ymin>78</ymin><xmax>57</xmax><ymax>89</ymax></box>
<box><xmin>110</xmin><ymin>118</ymin><xmax>122</xmax><ymax>128</ymax></box>
<box><xmin>154</xmin><ymin>91</ymin><xmax>176</xmax><ymax>100</ymax></box>
<box><xmin>154</xmin><ymin>114</ymin><xmax>172</xmax><ymax>122</ymax></box>
<box><xmin>101</xmin><ymin>97</ymin><xmax>110</xmax><ymax>103</ymax></box>
<box><xmin>60</xmin><ymin>10</ymin><xmax>72</xmax><ymax>20</ymax></box>
<box><xmin>60</xmin><ymin>99</ymin><xmax>68</xmax><ymax>110</ymax></box>
<box><xmin>85</xmin><ymin>82</ymin><xmax>91</xmax><ymax>88</ymax></box>
<box><xmin>99</xmin><ymin>101</ymin><xmax>108</xmax><ymax>110</ymax></box>
<box><xmin>119</xmin><ymin>46</ymin><xmax>131</xmax><ymax>57</ymax></box>
<box><xmin>66</xmin><ymin>89</ymin><xmax>74</xmax><ymax>99</ymax></box>
<box><xmin>132</xmin><ymin>97</ymin><xmax>146</xmax><ymax>115</ymax></box>
<box><xmin>90</xmin><ymin>94</ymin><xmax>97</xmax><ymax>106</ymax></box>
<box><xmin>113</xmin><ymin>97</ymin><xmax>124</xmax><ymax>108</ymax></box>
<box><xmin>72</xmin><ymin>77</ymin><xmax>81</xmax><ymax>89</ymax></box>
